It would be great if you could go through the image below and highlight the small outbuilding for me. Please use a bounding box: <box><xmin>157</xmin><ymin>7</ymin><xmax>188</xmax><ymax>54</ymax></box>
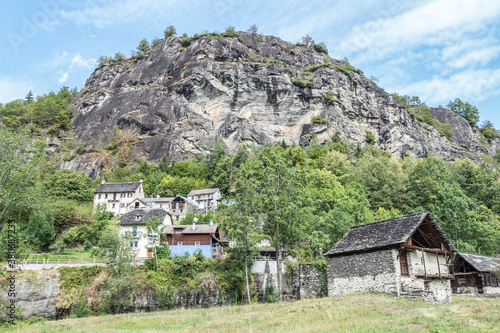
<box><xmin>325</xmin><ymin>212</ymin><xmax>456</xmax><ymax>303</ymax></box>
<box><xmin>452</xmin><ymin>253</ymin><xmax>500</xmax><ymax>296</ymax></box>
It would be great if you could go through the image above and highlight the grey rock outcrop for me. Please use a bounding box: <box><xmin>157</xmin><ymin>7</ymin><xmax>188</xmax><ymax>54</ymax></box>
<box><xmin>72</xmin><ymin>32</ymin><xmax>485</xmax><ymax>163</ymax></box>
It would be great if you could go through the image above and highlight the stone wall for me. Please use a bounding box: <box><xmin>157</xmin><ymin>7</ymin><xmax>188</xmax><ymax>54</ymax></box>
<box><xmin>327</xmin><ymin>249</ymin><xmax>398</xmax><ymax>297</ymax></box>
<box><xmin>0</xmin><ymin>270</ymin><xmax>236</xmax><ymax>322</ymax></box>
<box><xmin>483</xmin><ymin>287</ymin><xmax>500</xmax><ymax>297</ymax></box>
<box><xmin>298</xmin><ymin>264</ymin><xmax>326</xmax><ymax>299</ymax></box>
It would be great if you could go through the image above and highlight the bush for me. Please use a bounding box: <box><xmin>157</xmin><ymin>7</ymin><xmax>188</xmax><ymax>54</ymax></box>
<box><xmin>365</xmin><ymin>131</ymin><xmax>376</xmax><ymax>144</ymax></box>
<box><xmin>157</xmin><ymin>284</ymin><xmax>176</xmax><ymax>309</ymax></box>
<box><xmin>311</xmin><ymin>115</ymin><xmax>329</xmax><ymax>124</ymax></box>
<box><xmin>265</xmin><ymin>275</ymin><xmax>277</xmax><ymax>303</ymax></box>
<box><xmin>292</xmin><ymin>78</ymin><xmax>313</xmax><ymax>88</ymax></box>
<box><xmin>254</xmin><ymin>35</ymin><xmax>264</xmax><ymax>42</ymax></box>
<box><xmin>313</xmin><ymin>43</ymin><xmax>328</xmax><ymax>54</ymax></box>
<box><xmin>164</xmin><ymin>25</ymin><xmax>176</xmax><ymax>38</ymax></box>
<box><xmin>304</xmin><ymin>63</ymin><xmax>331</xmax><ymax>72</ymax></box>
<box><xmin>324</xmin><ymin>91</ymin><xmax>336</xmax><ymax>106</ymax></box>
<box><xmin>71</xmin><ymin>297</ymin><xmax>94</xmax><ymax>318</ymax></box>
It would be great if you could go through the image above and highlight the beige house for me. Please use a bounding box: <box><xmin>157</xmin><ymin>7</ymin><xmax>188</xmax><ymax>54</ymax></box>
<box><xmin>188</xmin><ymin>188</ymin><xmax>222</xmax><ymax>211</ymax></box>
<box><xmin>325</xmin><ymin>212</ymin><xmax>456</xmax><ymax>304</ymax></box>
<box><xmin>127</xmin><ymin>196</ymin><xmax>174</xmax><ymax>211</ymax></box>
<box><xmin>117</xmin><ymin>208</ymin><xmax>172</xmax><ymax>259</ymax></box>
<box><xmin>93</xmin><ymin>179</ymin><xmax>145</xmax><ymax>215</ymax></box>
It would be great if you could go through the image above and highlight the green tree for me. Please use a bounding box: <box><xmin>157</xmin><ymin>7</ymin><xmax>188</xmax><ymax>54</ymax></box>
<box><xmin>164</xmin><ymin>25</ymin><xmax>176</xmax><ymax>38</ymax></box>
<box><xmin>480</xmin><ymin>120</ymin><xmax>499</xmax><ymax>141</ymax></box>
<box><xmin>219</xmin><ymin>176</ymin><xmax>260</xmax><ymax>303</ymax></box>
<box><xmin>241</xmin><ymin>147</ymin><xmax>306</xmax><ymax>299</ymax></box>
<box><xmin>247</xmin><ymin>24</ymin><xmax>258</xmax><ymax>34</ymax></box>
<box><xmin>145</xmin><ymin>216</ymin><xmax>164</xmax><ymax>270</ymax></box>
<box><xmin>137</xmin><ymin>38</ymin><xmax>150</xmax><ymax>54</ymax></box>
<box><xmin>44</xmin><ymin>169</ymin><xmax>94</xmax><ymax>202</ymax></box>
<box><xmin>0</xmin><ymin>127</ymin><xmax>41</xmax><ymax>225</ymax></box>
<box><xmin>446</xmin><ymin>98</ymin><xmax>479</xmax><ymax>126</ymax></box>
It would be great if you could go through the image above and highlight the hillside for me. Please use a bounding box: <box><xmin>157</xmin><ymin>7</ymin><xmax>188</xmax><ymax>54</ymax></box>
<box><xmin>3</xmin><ymin>294</ymin><xmax>499</xmax><ymax>332</ymax></box>
<box><xmin>71</xmin><ymin>31</ymin><xmax>498</xmax><ymax>168</ymax></box>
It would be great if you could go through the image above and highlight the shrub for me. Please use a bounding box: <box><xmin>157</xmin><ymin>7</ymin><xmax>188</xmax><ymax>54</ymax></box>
<box><xmin>313</xmin><ymin>43</ymin><xmax>328</xmax><ymax>54</ymax></box>
<box><xmin>292</xmin><ymin>78</ymin><xmax>313</xmax><ymax>88</ymax></box>
<box><xmin>365</xmin><ymin>131</ymin><xmax>376</xmax><ymax>144</ymax></box>
<box><xmin>324</xmin><ymin>91</ymin><xmax>337</xmax><ymax>106</ymax></box>
<box><xmin>265</xmin><ymin>275</ymin><xmax>277</xmax><ymax>303</ymax></box>
<box><xmin>311</xmin><ymin>115</ymin><xmax>329</xmax><ymax>124</ymax></box>
<box><xmin>164</xmin><ymin>25</ymin><xmax>176</xmax><ymax>38</ymax></box>
<box><xmin>157</xmin><ymin>284</ymin><xmax>176</xmax><ymax>309</ymax></box>
<box><xmin>71</xmin><ymin>297</ymin><xmax>94</xmax><ymax>318</ymax></box>
<box><xmin>254</xmin><ymin>35</ymin><xmax>264</xmax><ymax>42</ymax></box>
<box><xmin>284</xmin><ymin>67</ymin><xmax>296</xmax><ymax>76</ymax></box>
<box><xmin>304</xmin><ymin>62</ymin><xmax>331</xmax><ymax>72</ymax></box>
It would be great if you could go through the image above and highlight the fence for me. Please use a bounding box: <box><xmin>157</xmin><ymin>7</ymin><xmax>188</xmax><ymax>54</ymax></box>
<box><xmin>21</xmin><ymin>258</ymin><xmax>107</xmax><ymax>265</ymax></box>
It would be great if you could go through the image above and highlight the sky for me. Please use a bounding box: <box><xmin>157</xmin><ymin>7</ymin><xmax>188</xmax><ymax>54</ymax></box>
<box><xmin>1</xmin><ymin>0</ymin><xmax>499</xmax><ymax>128</ymax></box>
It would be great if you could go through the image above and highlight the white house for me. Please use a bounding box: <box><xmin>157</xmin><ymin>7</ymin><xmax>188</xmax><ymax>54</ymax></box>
<box><xmin>187</xmin><ymin>188</ymin><xmax>222</xmax><ymax>211</ymax></box>
<box><xmin>94</xmin><ymin>179</ymin><xmax>145</xmax><ymax>215</ymax></box>
<box><xmin>127</xmin><ymin>196</ymin><xmax>174</xmax><ymax>211</ymax></box>
<box><xmin>117</xmin><ymin>208</ymin><xmax>172</xmax><ymax>259</ymax></box>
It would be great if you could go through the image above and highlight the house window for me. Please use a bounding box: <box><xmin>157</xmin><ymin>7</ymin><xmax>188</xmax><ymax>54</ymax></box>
<box><xmin>112</xmin><ymin>203</ymin><xmax>115</xmax><ymax>208</ymax></box>
<box><xmin>120</xmin><ymin>193</ymin><xmax>124</xmax><ymax>198</ymax></box>
<box><xmin>135</xmin><ymin>202</ymin><xmax>139</xmax><ymax>208</ymax></box>
<box><xmin>178</xmin><ymin>242</ymin><xmax>183</xmax><ymax>248</ymax></box>
<box><xmin>120</xmin><ymin>203</ymin><xmax>125</xmax><ymax>208</ymax></box>
<box><xmin>128</xmin><ymin>193</ymin><xmax>132</xmax><ymax>198</ymax></box>
<box><xmin>113</xmin><ymin>194</ymin><xmax>117</xmax><ymax>200</ymax></box>
<box><xmin>400</xmin><ymin>251</ymin><xmax>409</xmax><ymax>276</ymax></box>
<box><xmin>132</xmin><ymin>227</ymin><xmax>137</xmax><ymax>236</ymax></box>
<box><xmin>160</xmin><ymin>204</ymin><xmax>162</xmax><ymax>208</ymax></box>
<box><xmin>135</xmin><ymin>216</ymin><xmax>142</xmax><ymax>220</ymax></box>
<box><xmin>195</xmin><ymin>241</ymin><xmax>200</xmax><ymax>248</ymax></box>
<box><xmin>105</xmin><ymin>194</ymin><xmax>108</xmax><ymax>199</ymax></box>
<box><xmin>134</xmin><ymin>241</ymin><xmax>138</xmax><ymax>248</ymax></box>
<box><xmin>130</xmin><ymin>242</ymin><xmax>134</xmax><ymax>248</ymax></box>
<box><xmin>98</xmin><ymin>194</ymin><xmax>101</xmax><ymax>199</ymax></box>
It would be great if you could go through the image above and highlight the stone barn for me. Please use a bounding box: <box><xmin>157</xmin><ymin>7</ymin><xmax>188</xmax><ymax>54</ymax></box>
<box><xmin>452</xmin><ymin>253</ymin><xmax>500</xmax><ymax>296</ymax></box>
<box><xmin>325</xmin><ymin>212</ymin><xmax>456</xmax><ymax>303</ymax></box>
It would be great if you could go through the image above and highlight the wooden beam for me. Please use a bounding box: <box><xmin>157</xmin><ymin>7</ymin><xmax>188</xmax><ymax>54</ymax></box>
<box><xmin>436</xmin><ymin>252</ymin><xmax>441</xmax><ymax>278</ymax></box>
<box><xmin>417</xmin><ymin>227</ymin><xmax>434</xmax><ymax>248</ymax></box>
<box><xmin>404</xmin><ymin>245</ymin><xmax>450</xmax><ymax>255</ymax></box>
<box><xmin>422</xmin><ymin>249</ymin><xmax>427</xmax><ymax>278</ymax></box>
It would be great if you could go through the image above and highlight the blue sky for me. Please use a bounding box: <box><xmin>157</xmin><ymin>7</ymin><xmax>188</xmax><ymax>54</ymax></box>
<box><xmin>1</xmin><ymin>0</ymin><xmax>500</xmax><ymax>128</ymax></box>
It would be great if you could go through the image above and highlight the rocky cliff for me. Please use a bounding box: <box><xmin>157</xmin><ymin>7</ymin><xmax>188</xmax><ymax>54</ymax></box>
<box><xmin>72</xmin><ymin>32</ymin><xmax>492</xmax><ymax>164</ymax></box>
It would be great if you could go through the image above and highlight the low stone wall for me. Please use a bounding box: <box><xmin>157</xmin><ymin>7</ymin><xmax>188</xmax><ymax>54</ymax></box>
<box><xmin>0</xmin><ymin>269</ymin><xmax>236</xmax><ymax>322</ymax></box>
<box><xmin>484</xmin><ymin>286</ymin><xmax>500</xmax><ymax>297</ymax></box>
<box><xmin>298</xmin><ymin>264</ymin><xmax>326</xmax><ymax>299</ymax></box>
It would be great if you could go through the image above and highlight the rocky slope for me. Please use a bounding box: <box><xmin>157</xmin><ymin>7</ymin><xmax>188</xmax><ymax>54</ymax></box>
<box><xmin>72</xmin><ymin>32</ymin><xmax>493</xmax><ymax>164</ymax></box>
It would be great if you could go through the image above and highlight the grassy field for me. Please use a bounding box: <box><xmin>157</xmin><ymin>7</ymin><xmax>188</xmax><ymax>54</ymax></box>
<box><xmin>2</xmin><ymin>294</ymin><xmax>499</xmax><ymax>333</ymax></box>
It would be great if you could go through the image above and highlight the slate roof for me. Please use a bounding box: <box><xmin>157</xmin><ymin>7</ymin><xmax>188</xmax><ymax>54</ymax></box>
<box><xmin>118</xmin><ymin>208</ymin><xmax>170</xmax><ymax>225</ymax></box>
<box><xmin>94</xmin><ymin>181</ymin><xmax>142</xmax><ymax>193</ymax></box>
<box><xmin>171</xmin><ymin>195</ymin><xmax>199</xmax><ymax>207</ymax></box>
<box><xmin>325</xmin><ymin>212</ymin><xmax>456</xmax><ymax>256</ymax></box>
<box><xmin>458</xmin><ymin>253</ymin><xmax>500</xmax><ymax>273</ymax></box>
<box><xmin>163</xmin><ymin>224</ymin><xmax>219</xmax><ymax>235</ymax></box>
<box><xmin>188</xmin><ymin>188</ymin><xmax>220</xmax><ymax>196</ymax></box>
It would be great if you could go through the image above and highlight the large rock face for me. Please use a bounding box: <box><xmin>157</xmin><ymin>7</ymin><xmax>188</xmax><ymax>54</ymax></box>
<box><xmin>72</xmin><ymin>32</ymin><xmax>484</xmax><ymax>162</ymax></box>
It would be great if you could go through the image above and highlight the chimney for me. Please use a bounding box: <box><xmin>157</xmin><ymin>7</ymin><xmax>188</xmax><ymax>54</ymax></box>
<box><xmin>101</xmin><ymin>178</ymin><xmax>105</xmax><ymax>184</ymax></box>
<box><xmin>192</xmin><ymin>217</ymin><xmax>198</xmax><ymax>230</ymax></box>
<box><xmin>140</xmin><ymin>177</ymin><xmax>143</xmax><ymax>183</ymax></box>
<box><xmin>209</xmin><ymin>219</ymin><xmax>214</xmax><ymax>226</ymax></box>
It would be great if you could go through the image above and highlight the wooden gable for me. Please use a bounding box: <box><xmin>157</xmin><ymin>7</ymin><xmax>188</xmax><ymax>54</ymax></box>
<box><xmin>405</xmin><ymin>215</ymin><xmax>452</xmax><ymax>255</ymax></box>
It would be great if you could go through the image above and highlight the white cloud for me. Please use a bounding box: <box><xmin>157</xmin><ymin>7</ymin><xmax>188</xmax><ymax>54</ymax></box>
<box><xmin>58</xmin><ymin>72</ymin><xmax>69</xmax><ymax>84</ymax></box>
<box><xmin>441</xmin><ymin>38</ymin><xmax>500</xmax><ymax>69</ymax></box>
<box><xmin>59</xmin><ymin>0</ymin><xmax>178</xmax><ymax>27</ymax></box>
<box><xmin>0</xmin><ymin>75</ymin><xmax>33</xmax><ymax>104</ymax></box>
<box><xmin>392</xmin><ymin>68</ymin><xmax>500</xmax><ymax>106</ymax></box>
<box><xmin>70</xmin><ymin>54</ymin><xmax>96</xmax><ymax>69</ymax></box>
<box><xmin>340</xmin><ymin>0</ymin><xmax>500</xmax><ymax>62</ymax></box>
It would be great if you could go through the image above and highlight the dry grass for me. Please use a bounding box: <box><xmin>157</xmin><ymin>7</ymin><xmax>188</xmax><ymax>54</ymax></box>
<box><xmin>2</xmin><ymin>294</ymin><xmax>500</xmax><ymax>332</ymax></box>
